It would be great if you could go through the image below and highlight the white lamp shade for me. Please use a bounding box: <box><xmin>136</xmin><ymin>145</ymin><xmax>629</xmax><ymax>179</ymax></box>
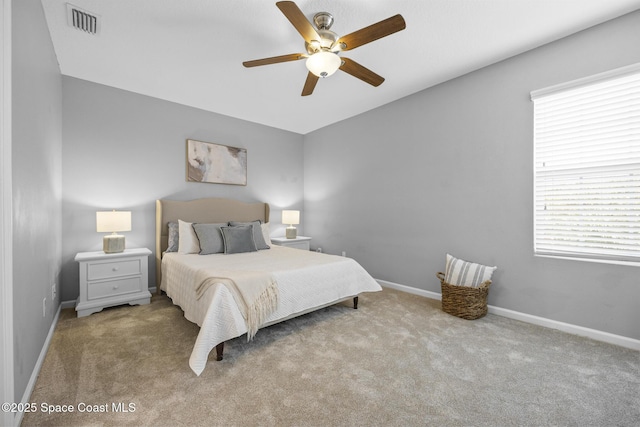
<box><xmin>96</xmin><ymin>211</ymin><xmax>131</xmax><ymax>233</ymax></box>
<box><xmin>282</xmin><ymin>210</ymin><xmax>300</xmax><ymax>225</ymax></box>
<box><xmin>306</xmin><ymin>51</ymin><xmax>341</xmax><ymax>78</ymax></box>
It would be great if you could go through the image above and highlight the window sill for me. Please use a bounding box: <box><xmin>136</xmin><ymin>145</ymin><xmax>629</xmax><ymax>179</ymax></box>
<box><xmin>535</xmin><ymin>253</ymin><xmax>640</xmax><ymax>268</ymax></box>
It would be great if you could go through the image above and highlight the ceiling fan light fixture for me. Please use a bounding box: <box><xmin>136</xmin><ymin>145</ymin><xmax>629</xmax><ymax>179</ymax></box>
<box><xmin>306</xmin><ymin>51</ymin><xmax>341</xmax><ymax>78</ymax></box>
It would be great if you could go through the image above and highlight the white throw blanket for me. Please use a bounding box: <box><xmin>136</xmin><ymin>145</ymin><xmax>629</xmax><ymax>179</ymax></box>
<box><xmin>194</xmin><ymin>269</ymin><xmax>278</xmax><ymax>340</ymax></box>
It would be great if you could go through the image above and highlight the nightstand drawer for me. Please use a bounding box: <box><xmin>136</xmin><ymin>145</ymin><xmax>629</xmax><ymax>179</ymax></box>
<box><xmin>88</xmin><ymin>277</ymin><xmax>142</xmax><ymax>300</ymax></box>
<box><xmin>87</xmin><ymin>259</ymin><xmax>141</xmax><ymax>281</ymax></box>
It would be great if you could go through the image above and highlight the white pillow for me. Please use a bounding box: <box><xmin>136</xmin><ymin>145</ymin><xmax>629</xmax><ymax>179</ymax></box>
<box><xmin>178</xmin><ymin>219</ymin><xmax>200</xmax><ymax>254</ymax></box>
<box><xmin>444</xmin><ymin>254</ymin><xmax>496</xmax><ymax>288</ymax></box>
<box><xmin>261</xmin><ymin>222</ymin><xmax>272</xmax><ymax>246</ymax></box>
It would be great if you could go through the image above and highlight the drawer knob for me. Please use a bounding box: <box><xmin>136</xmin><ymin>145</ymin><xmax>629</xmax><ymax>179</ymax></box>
<box><xmin>113</xmin><ymin>285</ymin><xmax>119</xmax><ymax>290</ymax></box>
<box><xmin>112</xmin><ymin>267</ymin><xmax>119</xmax><ymax>271</ymax></box>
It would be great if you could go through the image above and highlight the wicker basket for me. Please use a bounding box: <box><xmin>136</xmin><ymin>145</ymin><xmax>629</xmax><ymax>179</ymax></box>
<box><xmin>436</xmin><ymin>272</ymin><xmax>491</xmax><ymax>320</ymax></box>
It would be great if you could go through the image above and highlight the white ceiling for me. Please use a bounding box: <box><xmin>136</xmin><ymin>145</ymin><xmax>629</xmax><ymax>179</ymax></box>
<box><xmin>41</xmin><ymin>0</ymin><xmax>640</xmax><ymax>134</ymax></box>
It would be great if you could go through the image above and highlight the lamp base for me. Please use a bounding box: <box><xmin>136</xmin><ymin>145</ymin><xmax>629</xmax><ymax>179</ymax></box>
<box><xmin>285</xmin><ymin>226</ymin><xmax>297</xmax><ymax>239</ymax></box>
<box><xmin>103</xmin><ymin>234</ymin><xmax>125</xmax><ymax>253</ymax></box>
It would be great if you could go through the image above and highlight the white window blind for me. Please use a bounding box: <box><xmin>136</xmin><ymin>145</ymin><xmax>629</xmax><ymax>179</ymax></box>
<box><xmin>531</xmin><ymin>64</ymin><xmax>640</xmax><ymax>263</ymax></box>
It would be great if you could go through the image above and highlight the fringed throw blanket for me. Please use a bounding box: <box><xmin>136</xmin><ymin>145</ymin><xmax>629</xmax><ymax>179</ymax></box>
<box><xmin>195</xmin><ymin>269</ymin><xmax>278</xmax><ymax>340</ymax></box>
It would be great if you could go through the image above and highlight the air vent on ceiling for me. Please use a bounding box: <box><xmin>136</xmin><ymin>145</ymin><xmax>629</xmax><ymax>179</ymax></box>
<box><xmin>66</xmin><ymin>3</ymin><xmax>100</xmax><ymax>35</ymax></box>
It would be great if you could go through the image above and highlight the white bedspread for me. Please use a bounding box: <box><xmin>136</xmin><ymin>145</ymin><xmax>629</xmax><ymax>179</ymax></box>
<box><xmin>161</xmin><ymin>246</ymin><xmax>381</xmax><ymax>375</ymax></box>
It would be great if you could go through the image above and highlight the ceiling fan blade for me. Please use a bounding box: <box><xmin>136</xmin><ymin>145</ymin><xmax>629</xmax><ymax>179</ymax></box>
<box><xmin>339</xmin><ymin>57</ymin><xmax>385</xmax><ymax>87</ymax></box>
<box><xmin>302</xmin><ymin>72</ymin><xmax>319</xmax><ymax>96</ymax></box>
<box><xmin>243</xmin><ymin>53</ymin><xmax>305</xmax><ymax>68</ymax></box>
<box><xmin>276</xmin><ymin>1</ymin><xmax>321</xmax><ymax>43</ymax></box>
<box><xmin>336</xmin><ymin>14</ymin><xmax>406</xmax><ymax>51</ymax></box>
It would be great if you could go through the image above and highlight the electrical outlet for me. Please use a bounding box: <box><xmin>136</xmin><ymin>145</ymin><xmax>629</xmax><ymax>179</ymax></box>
<box><xmin>51</xmin><ymin>283</ymin><xmax>56</xmax><ymax>301</ymax></box>
<box><xmin>42</xmin><ymin>298</ymin><xmax>46</xmax><ymax>317</ymax></box>
<box><xmin>341</xmin><ymin>251</ymin><xmax>346</xmax><ymax>257</ymax></box>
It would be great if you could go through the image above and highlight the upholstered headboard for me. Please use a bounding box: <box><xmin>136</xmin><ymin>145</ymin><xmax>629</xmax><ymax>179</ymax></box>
<box><xmin>155</xmin><ymin>198</ymin><xmax>270</xmax><ymax>287</ymax></box>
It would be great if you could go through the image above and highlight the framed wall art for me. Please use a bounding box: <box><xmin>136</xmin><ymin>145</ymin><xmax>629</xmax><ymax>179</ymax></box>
<box><xmin>186</xmin><ymin>139</ymin><xmax>247</xmax><ymax>186</ymax></box>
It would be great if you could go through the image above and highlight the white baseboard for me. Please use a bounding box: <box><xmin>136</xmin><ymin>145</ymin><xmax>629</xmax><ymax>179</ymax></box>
<box><xmin>378</xmin><ymin>279</ymin><xmax>442</xmax><ymax>301</ymax></box>
<box><xmin>16</xmin><ymin>303</ymin><xmax>62</xmax><ymax>426</ymax></box>
<box><xmin>376</xmin><ymin>279</ymin><xmax>640</xmax><ymax>352</ymax></box>
<box><xmin>61</xmin><ymin>299</ymin><xmax>75</xmax><ymax>309</ymax></box>
<box><xmin>486</xmin><ymin>305</ymin><xmax>640</xmax><ymax>351</ymax></box>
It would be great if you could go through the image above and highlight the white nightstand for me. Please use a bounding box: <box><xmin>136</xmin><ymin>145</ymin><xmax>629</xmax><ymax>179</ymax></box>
<box><xmin>271</xmin><ymin>236</ymin><xmax>311</xmax><ymax>251</ymax></box>
<box><xmin>75</xmin><ymin>248</ymin><xmax>152</xmax><ymax>317</ymax></box>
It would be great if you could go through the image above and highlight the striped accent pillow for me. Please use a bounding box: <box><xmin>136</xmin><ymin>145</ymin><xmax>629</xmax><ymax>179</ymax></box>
<box><xmin>444</xmin><ymin>254</ymin><xmax>496</xmax><ymax>288</ymax></box>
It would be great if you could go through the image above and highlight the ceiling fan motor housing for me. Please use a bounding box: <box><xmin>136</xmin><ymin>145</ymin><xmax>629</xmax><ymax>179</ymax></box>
<box><xmin>305</xmin><ymin>30</ymin><xmax>338</xmax><ymax>54</ymax></box>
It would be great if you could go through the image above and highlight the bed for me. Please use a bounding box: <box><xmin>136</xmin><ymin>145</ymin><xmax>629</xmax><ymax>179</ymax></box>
<box><xmin>155</xmin><ymin>198</ymin><xmax>382</xmax><ymax>375</ymax></box>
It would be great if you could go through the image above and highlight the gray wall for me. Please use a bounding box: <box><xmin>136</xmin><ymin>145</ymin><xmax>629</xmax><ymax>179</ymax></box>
<box><xmin>61</xmin><ymin>77</ymin><xmax>304</xmax><ymax>301</ymax></box>
<box><xmin>11</xmin><ymin>0</ymin><xmax>62</xmax><ymax>400</ymax></box>
<box><xmin>304</xmin><ymin>11</ymin><xmax>640</xmax><ymax>340</ymax></box>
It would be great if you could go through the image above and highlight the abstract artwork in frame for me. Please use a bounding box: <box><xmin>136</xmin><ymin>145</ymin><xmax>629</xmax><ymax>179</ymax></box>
<box><xmin>186</xmin><ymin>139</ymin><xmax>247</xmax><ymax>186</ymax></box>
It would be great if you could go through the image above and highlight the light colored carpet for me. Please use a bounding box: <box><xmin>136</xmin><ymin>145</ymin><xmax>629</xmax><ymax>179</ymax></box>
<box><xmin>22</xmin><ymin>287</ymin><xmax>640</xmax><ymax>426</ymax></box>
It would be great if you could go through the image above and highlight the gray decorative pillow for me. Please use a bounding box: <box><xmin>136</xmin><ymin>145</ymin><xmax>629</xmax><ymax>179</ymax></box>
<box><xmin>229</xmin><ymin>220</ymin><xmax>270</xmax><ymax>250</ymax></box>
<box><xmin>166</xmin><ymin>222</ymin><xmax>179</xmax><ymax>253</ymax></box>
<box><xmin>192</xmin><ymin>223</ymin><xmax>227</xmax><ymax>255</ymax></box>
<box><xmin>220</xmin><ymin>225</ymin><xmax>258</xmax><ymax>254</ymax></box>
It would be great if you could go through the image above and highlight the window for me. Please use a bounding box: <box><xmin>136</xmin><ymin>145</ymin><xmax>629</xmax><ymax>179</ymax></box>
<box><xmin>531</xmin><ymin>64</ymin><xmax>640</xmax><ymax>264</ymax></box>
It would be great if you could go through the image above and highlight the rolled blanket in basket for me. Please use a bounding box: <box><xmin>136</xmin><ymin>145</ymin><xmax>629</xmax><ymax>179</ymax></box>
<box><xmin>444</xmin><ymin>254</ymin><xmax>496</xmax><ymax>288</ymax></box>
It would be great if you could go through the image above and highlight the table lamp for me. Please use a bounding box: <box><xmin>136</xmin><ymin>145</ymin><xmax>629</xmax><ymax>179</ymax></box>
<box><xmin>282</xmin><ymin>210</ymin><xmax>300</xmax><ymax>239</ymax></box>
<box><xmin>96</xmin><ymin>210</ymin><xmax>131</xmax><ymax>253</ymax></box>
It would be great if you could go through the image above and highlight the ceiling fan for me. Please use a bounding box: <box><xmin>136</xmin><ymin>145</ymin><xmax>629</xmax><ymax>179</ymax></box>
<box><xmin>242</xmin><ymin>1</ymin><xmax>406</xmax><ymax>96</ymax></box>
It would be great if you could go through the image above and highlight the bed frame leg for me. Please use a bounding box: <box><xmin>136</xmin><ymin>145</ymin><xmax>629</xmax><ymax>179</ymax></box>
<box><xmin>216</xmin><ymin>342</ymin><xmax>224</xmax><ymax>361</ymax></box>
<box><xmin>353</xmin><ymin>296</ymin><xmax>358</xmax><ymax>309</ymax></box>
